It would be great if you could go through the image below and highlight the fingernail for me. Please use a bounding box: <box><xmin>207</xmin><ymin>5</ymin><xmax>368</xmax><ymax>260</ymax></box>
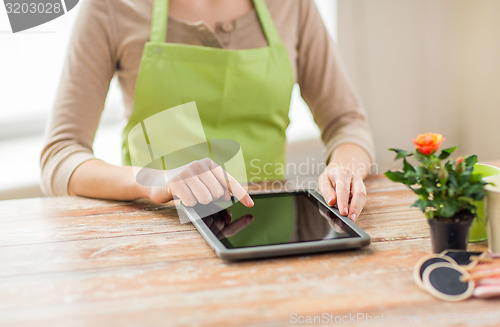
<box><xmin>327</xmin><ymin>197</ymin><xmax>333</xmax><ymax>206</ymax></box>
<box><xmin>350</xmin><ymin>213</ymin><xmax>356</xmax><ymax>221</ymax></box>
<box><xmin>344</xmin><ymin>207</ymin><xmax>349</xmax><ymax>216</ymax></box>
<box><xmin>246</xmin><ymin>197</ymin><xmax>254</xmax><ymax>207</ymax></box>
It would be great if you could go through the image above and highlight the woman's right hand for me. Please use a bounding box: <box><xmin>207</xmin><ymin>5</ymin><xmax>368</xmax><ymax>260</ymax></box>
<box><xmin>146</xmin><ymin>158</ymin><xmax>254</xmax><ymax>208</ymax></box>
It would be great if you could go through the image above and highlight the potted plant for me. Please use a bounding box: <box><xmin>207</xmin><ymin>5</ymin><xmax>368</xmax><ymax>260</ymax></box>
<box><xmin>385</xmin><ymin>133</ymin><xmax>487</xmax><ymax>253</ymax></box>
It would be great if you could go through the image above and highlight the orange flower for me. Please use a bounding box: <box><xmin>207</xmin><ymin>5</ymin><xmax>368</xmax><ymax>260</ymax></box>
<box><xmin>412</xmin><ymin>133</ymin><xmax>445</xmax><ymax>155</ymax></box>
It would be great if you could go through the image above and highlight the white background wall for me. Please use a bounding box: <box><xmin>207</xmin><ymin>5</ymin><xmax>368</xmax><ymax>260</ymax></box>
<box><xmin>338</xmin><ymin>0</ymin><xmax>500</xmax><ymax>171</ymax></box>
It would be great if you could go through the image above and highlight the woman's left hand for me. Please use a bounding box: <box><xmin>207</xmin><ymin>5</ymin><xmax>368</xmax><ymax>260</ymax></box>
<box><xmin>319</xmin><ymin>165</ymin><xmax>366</xmax><ymax>222</ymax></box>
<box><xmin>318</xmin><ymin>143</ymin><xmax>372</xmax><ymax>222</ymax></box>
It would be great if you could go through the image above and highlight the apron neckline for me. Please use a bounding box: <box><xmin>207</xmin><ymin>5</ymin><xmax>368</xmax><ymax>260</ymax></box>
<box><xmin>150</xmin><ymin>0</ymin><xmax>281</xmax><ymax>48</ymax></box>
<box><xmin>167</xmin><ymin>5</ymin><xmax>257</xmax><ymax>30</ymax></box>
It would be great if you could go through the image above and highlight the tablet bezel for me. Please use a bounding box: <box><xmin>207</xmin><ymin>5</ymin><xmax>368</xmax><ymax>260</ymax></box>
<box><xmin>181</xmin><ymin>190</ymin><xmax>371</xmax><ymax>260</ymax></box>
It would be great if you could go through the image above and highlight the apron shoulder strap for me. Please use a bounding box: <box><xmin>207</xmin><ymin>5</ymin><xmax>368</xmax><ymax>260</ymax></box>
<box><xmin>150</xmin><ymin>0</ymin><xmax>168</xmax><ymax>43</ymax></box>
<box><xmin>149</xmin><ymin>0</ymin><xmax>281</xmax><ymax>46</ymax></box>
<box><xmin>253</xmin><ymin>0</ymin><xmax>281</xmax><ymax>46</ymax></box>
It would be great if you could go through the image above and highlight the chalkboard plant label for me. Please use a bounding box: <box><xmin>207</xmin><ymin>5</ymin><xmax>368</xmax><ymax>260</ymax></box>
<box><xmin>385</xmin><ymin>133</ymin><xmax>488</xmax><ymax>253</ymax></box>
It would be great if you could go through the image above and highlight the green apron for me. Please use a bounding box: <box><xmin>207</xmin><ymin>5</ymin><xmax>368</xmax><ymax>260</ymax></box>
<box><xmin>122</xmin><ymin>0</ymin><xmax>294</xmax><ymax>183</ymax></box>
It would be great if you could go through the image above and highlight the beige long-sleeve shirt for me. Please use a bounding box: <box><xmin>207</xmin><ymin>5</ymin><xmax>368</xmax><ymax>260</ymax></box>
<box><xmin>41</xmin><ymin>0</ymin><xmax>375</xmax><ymax>196</ymax></box>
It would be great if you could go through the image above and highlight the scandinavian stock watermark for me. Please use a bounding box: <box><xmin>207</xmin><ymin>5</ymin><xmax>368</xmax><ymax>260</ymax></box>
<box><xmin>248</xmin><ymin>157</ymin><xmax>379</xmax><ymax>192</ymax></box>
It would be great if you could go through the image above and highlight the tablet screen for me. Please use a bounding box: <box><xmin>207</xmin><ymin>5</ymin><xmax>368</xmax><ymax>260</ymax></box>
<box><xmin>192</xmin><ymin>192</ymin><xmax>359</xmax><ymax>249</ymax></box>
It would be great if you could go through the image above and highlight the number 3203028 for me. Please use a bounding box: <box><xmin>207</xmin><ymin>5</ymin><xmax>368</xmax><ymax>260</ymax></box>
<box><xmin>5</xmin><ymin>2</ymin><xmax>63</xmax><ymax>14</ymax></box>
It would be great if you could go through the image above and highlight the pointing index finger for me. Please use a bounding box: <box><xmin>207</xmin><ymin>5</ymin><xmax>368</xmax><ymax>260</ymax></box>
<box><xmin>211</xmin><ymin>165</ymin><xmax>254</xmax><ymax>207</ymax></box>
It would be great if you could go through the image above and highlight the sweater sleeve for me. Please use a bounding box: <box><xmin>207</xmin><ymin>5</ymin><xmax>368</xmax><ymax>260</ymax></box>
<box><xmin>296</xmin><ymin>0</ymin><xmax>375</xmax><ymax>163</ymax></box>
<box><xmin>40</xmin><ymin>0</ymin><xmax>117</xmax><ymax>195</ymax></box>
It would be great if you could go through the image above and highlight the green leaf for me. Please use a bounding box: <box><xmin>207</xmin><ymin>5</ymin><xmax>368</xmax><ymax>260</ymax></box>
<box><xmin>457</xmin><ymin>196</ymin><xmax>475</xmax><ymax>206</ymax></box>
<box><xmin>465</xmin><ymin>155</ymin><xmax>478</xmax><ymax>166</ymax></box>
<box><xmin>435</xmin><ymin>198</ymin><xmax>459</xmax><ymax>218</ymax></box>
<box><xmin>385</xmin><ymin>171</ymin><xmax>405</xmax><ymax>183</ymax></box>
<box><xmin>463</xmin><ymin>184</ymin><xmax>486</xmax><ymax>201</ymax></box>
<box><xmin>438</xmin><ymin>146</ymin><xmax>457</xmax><ymax>160</ymax></box>
<box><xmin>403</xmin><ymin>158</ymin><xmax>415</xmax><ymax>172</ymax></box>
<box><xmin>413</xmin><ymin>187</ymin><xmax>429</xmax><ymax>198</ymax></box>
<box><xmin>411</xmin><ymin>199</ymin><xmax>428</xmax><ymax>213</ymax></box>
<box><xmin>415</xmin><ymin>166</ymin><xmax>426</xmax><ymax>176</ymax></box>
<box><xmin>389</xmin><ymin>148</ymin><xmax>413</xmax><ymax>159</ymax></box>
<box><xmin>448</xmin><ymin>173</ymin><xmax>458</xmax><ymax>188</ymax></box>
<box><xmin>439</xmin><ymin>205</ymin><xmax>457</xmax><ymax>218</ymax></box>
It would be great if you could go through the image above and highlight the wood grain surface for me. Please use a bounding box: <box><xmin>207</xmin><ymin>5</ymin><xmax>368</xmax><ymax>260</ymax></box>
<box><xmin>1</xmin><ymin>163</ymin><xmax>500</xmax><ymax>327</ymax></box>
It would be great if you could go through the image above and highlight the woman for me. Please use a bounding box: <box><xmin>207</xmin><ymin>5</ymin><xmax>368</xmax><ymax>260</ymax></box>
<box><xmin>41</xmin><ymin>0</ymin><xmax>375</xmax><ymax>221</ymax></box>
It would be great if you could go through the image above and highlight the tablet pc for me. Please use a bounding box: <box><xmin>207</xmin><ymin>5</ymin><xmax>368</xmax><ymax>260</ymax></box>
<box><xmin>181</xmin><ymin>190</ymin><xmax>371</xmax><ymax>260</ymax></box>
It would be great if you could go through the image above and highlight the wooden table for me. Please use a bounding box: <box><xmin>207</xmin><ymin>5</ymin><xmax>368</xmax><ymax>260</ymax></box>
<box><xmin>1</xmin><ymin>165</ymin><xmax>500</xmax><ymax>327</ymax></box>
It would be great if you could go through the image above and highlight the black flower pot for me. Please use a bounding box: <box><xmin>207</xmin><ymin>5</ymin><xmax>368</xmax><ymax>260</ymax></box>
<box><xmin>427</xmin><ymin>218</ymin><xmax>473</xmax><ymax>253</ymax></box>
